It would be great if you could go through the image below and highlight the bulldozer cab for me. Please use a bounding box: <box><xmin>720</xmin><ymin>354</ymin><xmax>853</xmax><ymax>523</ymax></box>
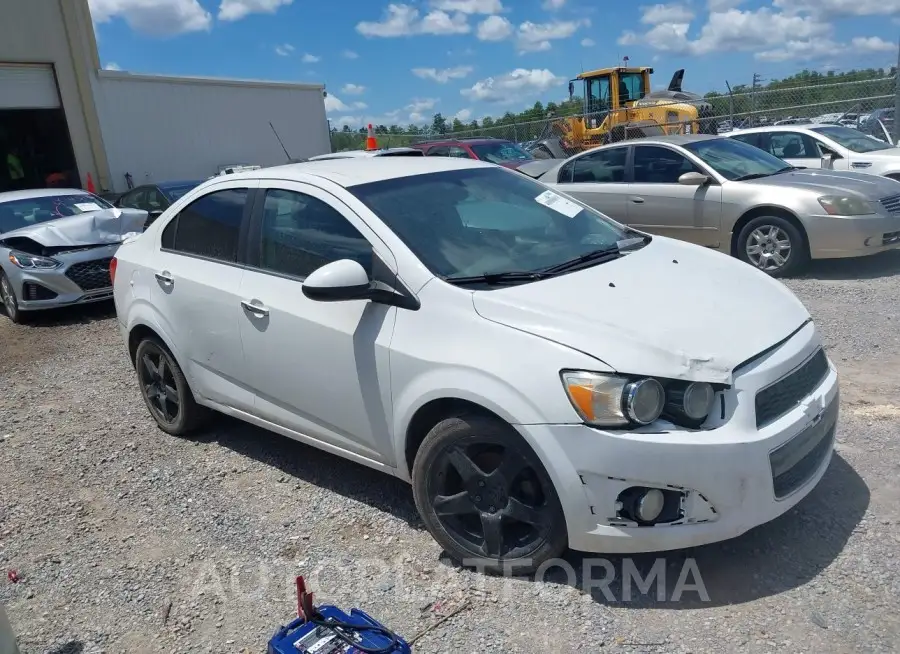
<box><xmin>570</xmin><ymin>67</ymin><xmax>652</xmax><ymax>117</ymax></box>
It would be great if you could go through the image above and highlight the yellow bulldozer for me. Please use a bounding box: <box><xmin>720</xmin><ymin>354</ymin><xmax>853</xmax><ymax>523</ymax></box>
<box><xmin>531</xmin><ymin>66</ymin><xmax>719</xmax><ymax>158</ymax></box>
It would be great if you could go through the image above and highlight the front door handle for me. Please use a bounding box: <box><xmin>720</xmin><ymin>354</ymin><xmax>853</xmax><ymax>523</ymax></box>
<box><xmin>241</xmin><ymin>300</ymin><xmax>269</xmax><ymax>317</ymax></box>
<box><xmin>154</xmin><ymin>271</ymin><xmax>174</xmax><ymax>286</ymax></box>
<box><xmin>629</xmin><ymin>196</ymin><xmax>645</xmax><ymax>204</ymax></box>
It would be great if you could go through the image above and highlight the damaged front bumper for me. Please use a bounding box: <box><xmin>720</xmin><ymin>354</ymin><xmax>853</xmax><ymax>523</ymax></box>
<box><xmin>522</xmin><ymin>320</ymin><xmax>839</xmax><ymax>554</ymax></box>
<box><xmin>7</xmin><ymin>243</ymin><xmax>121</xmax><ymax>311</ymax></box>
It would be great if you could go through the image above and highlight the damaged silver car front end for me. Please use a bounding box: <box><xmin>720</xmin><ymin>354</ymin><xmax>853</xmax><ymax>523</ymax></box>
<box><xmin>0</xmin><ymin>206</ymin><xmax>146</xmax><ymax>323</ymax></box>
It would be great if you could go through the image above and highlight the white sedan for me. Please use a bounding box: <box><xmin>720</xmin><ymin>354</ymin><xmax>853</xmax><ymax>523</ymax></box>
<box><xmin>112</xmin><ymin>157</ymin><xmax>838</xmax><ymax>573</ymax></box>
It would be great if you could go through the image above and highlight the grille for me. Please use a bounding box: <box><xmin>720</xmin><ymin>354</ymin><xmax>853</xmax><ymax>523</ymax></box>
<box><xmin>755</xmin><ymin>348</ymin><xmax>829</xmax><ymax>428</ymax></box>
<box><xmin>22</xmin><ymin>282</ymin><xmax>58</xmax><ymax>301</ymax></box>
<box><xmin>769</xmin><ymin>397</ymin><xmax>838</xmax><ymax>499</ymax></box>
<box><xmin>65</xmin><ymin>258</ymin><xmax>113</xmax><ymax>291</ymax></box>
<box><xmin>881</xmin><ymin>193</ymin><xmax>900</xmax><ymax>215</ymax></box>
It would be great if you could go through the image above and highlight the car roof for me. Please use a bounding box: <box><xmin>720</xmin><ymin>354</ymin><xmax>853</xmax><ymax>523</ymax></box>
<box><xmin>0</xmin><ymin>188</ymin><xmax>94</xmax><ymax>202</ymax></box>
<box><xmin>728</xmin><ymin>125</ymin><xmax>831</xmax><ymax>135</ymax></box>
<box><xmin>584</xmin><ymin>134</ymin><xmax>722</xmax><ymax>150</ymax></box>
<box><xmin>307</xmin><ymin>147</ymin><xmax>422</xmax><ymax>160</ymax></box>
<box><xmin>414</xmin><ymin>137</ymin><xmax>509</xmax><ymax>146</ymax></box>
<box><xmin>157</xmin><ymin>179</ymin><xmax>202</xmax><ymax>189</ymax></box>
<box><xmin>228</xmin><ymin>156</ymin><xmax>497</xmax><ymax>187</ymax></box>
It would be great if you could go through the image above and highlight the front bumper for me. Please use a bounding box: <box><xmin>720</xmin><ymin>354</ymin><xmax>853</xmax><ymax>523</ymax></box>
<box><xmin>805</xmin><ymin>212</ymin><xmax>900</xmax><ymax>259</ymax></box>
<box><xmin>522</xmin><ymin>321</ymin><xmax>839</xmax><ymax>554</ymax></box>
<box><xmin>7</xmin><ymin>244</ymin><xmax>119</xmax><ymax>312</ymax></box>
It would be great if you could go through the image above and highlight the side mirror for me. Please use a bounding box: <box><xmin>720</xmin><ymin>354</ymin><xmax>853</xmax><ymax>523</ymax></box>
<box><xmin>678</xmin><ymin>172</ymin><xmax>709</xmax><ymax>186</ymax></box>
<box><xmin>820</xmin><ymin>153</ymin><xmax>834</xmax><ymax>169</ymax></box>
<box><xmin>302</xmin><ymin>259</ymin><xmax>372</xmax><ymax>302</ymax></box>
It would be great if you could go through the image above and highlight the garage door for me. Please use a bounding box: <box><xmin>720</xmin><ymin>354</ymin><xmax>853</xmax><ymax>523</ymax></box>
<box><xmin>0</xmin><ymin>63</ymin><xmax>60</xmax><ymax>109</ymax></box>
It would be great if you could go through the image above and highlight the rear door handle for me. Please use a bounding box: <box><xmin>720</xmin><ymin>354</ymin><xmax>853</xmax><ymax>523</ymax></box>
<box><xmin>154</xmin><ymin>271</ymin><xmax>174</xmax><ymax>286</ymax></box>
<box><xmin>629</xmin><ymin>196</ymin><xmax>645</xmax><ymax>204</ymax></box>
<box><xmin>241</xmin><ymin>300</ymin><xmax>269</xmax><ymax>317</ymax></box>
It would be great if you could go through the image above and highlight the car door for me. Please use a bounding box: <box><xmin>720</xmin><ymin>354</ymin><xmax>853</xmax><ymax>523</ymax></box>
<box><xmin>151</xmin><ymin>180</ymin><xmax>258</xmax><ymax>413</ymax></box>
<box><xmin>237</xmin><ymin>181</ymin><xmax>398</xmax><ymax>464</ymax></box>
<box><xmin>550</xmin><ymin>146</ymin><xmax>630</xmax><ymax>221</ymax></box>
<box><xmin>627</xmin><ymin>144</ymin><xmax>722</xmax><ymax>247</ymax></box>
<box><xmin>764</xmin><ymin>131</ymin><xmax>822</xmax><ymax>169</ymax></box>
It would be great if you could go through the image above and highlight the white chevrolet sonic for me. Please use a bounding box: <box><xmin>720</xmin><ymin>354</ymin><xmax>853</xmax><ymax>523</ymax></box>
<box><xmin>112</xmin><ymin>157</ymin><xmax>839</xmax><ymax>574</ymax></box>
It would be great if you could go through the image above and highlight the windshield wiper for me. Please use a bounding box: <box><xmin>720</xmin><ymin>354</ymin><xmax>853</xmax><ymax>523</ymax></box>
<box><xmin>771</xmin><ymin>166</ymin><xmax>798</xmax><ymax>175</ymax></box>
<box><xmin>733</xmin><ymin>172</ymin><xmax>773</xmax><ymax>181</ymax></box>
<box><xmin>444</xmin><ymin>271</ymin><xmax>549</xmax><ymax>286</ymax></box>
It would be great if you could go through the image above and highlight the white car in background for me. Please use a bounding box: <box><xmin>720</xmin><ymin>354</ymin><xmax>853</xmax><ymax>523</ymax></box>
<box><xmin>728</xmin><ymin>124</ymin><xmax>900</xmax><ymax>180</ymax></box>
<box><xmin>112</xmin><ymin>157</ymin><xmax>838</xmax><ymax>574</ymax></box>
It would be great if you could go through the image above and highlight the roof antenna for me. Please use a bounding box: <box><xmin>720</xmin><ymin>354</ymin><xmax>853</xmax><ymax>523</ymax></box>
<box><xmin>270</xmin><ymin>121</ymin><xmax>293</xmax><ymax>162</ymax></box>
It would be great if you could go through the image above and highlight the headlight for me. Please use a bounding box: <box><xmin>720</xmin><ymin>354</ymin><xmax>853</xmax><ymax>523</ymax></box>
<box><xmin>7</xmin><ymin>251</ymin><xmax>61</xmax><ymax>269</ymax></box>
<box><xmin>561</xmin><ymin>371</ymin><xmax>717</xmax><ymax>428</ymax></box>
<box><xmin>817</xmin><ymin>195</ymin><xmax>875</xmax><ymax>216</ymax></box>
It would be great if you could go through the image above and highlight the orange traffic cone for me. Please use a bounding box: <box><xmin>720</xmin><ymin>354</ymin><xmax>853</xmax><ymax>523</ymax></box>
<box><xmin>86</xmin><ymin>173</ymin><xmax>96</xmax><ymax>193</ymax></box>
<box><xmin>365</xmin><ymin>124</ymin><xmax>377</xmax><ymax>151</ymax></box>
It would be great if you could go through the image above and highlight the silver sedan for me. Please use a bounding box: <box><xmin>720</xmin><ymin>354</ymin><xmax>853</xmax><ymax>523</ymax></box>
<box><xmin>0</xmin><ymin>188</ymin><xmax>147</xmax><ymax>323</ymax></box>
<box><xmin>518</xmin><ymin>135</ymin><xmax>900</xmax><ymax>276</ymax></box>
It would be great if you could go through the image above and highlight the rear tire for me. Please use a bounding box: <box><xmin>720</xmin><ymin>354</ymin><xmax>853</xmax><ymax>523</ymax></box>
<box><xmin>412</xmin><ymin>414</ymin><xmax>568</xmax><ymax>576</ymax></box>
<box><xmin>134</xmin><ymin>337</ymin><xmax>209</xmax><ymax>436</ymax></box>
<box><xmin>736</xmin><ymin>215</ymin><xmax>808</xmax><ymax>278</ymax></box>
<box><xmin>0</xmin><ymin>271</ymin><xmax>25</xmax><ymax>324</ymax></box>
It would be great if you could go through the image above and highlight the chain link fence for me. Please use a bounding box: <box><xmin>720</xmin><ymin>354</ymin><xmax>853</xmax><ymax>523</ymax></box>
<box><xmin>329</xmin><ymin>70</ymin><xmax>898</xmax><ymax>158</ymax></box>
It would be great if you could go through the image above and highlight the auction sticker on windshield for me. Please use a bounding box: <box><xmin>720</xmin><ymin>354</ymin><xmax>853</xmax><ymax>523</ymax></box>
<box><xmin>535</xmin><ymin>189</ymin><xmax>582</xmax><ymax>218</ymax></box>
<box><xmin>74</xmin><ymin>202</ymin><xmax>103</xmax><ymax>212</ymax></box>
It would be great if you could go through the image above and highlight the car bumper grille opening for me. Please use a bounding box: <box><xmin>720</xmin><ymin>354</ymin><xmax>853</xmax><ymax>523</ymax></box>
<box><xmin>65</xmin><ymin>258</ymin><xmax>114</xmax><ymax>292</ymax></box>
<box><xmin>755</xmin><ymin>348</ymin><xmax>829</xmax><ymax>429</ymax></box>
<box><xmin>22</xmin><ymin>282</ymin><xmax>59</xmax><ymax>301</ymax></box>
<box><xmin>769</xmin><ymin>398</ymin><xmax>838</xmax><ymax>499</ymax></box>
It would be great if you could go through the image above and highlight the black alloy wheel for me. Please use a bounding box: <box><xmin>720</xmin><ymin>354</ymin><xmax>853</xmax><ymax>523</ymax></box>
<box><xmin>413</xmin><ymin>415</ymin><xmax>567</xmax><ymax>575</ymax></box>
<box><xmin>134</xmin><ymin>338</ymin><xmax>208</xmax><ymax>435</ymax></box>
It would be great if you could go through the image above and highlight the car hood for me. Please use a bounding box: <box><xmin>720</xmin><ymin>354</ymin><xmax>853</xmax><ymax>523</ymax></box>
<box><xmin>471</xmin><ymin>238</ymin><xmax>810</xmax><ymax>385</ymax></box>
<box><xmin>855</xmin><ymin>147</ymin><xmax>900</xmax><ymax>160</ymax></box>
<box><xmin>740</xmin><ymin>169</ymin><xmax>900</xmax><ymax>198</ymax></box>
<box><xmin>0</xmin><ymin>207</ymin><xmax>147</xmax><ymax>248</ymax></box>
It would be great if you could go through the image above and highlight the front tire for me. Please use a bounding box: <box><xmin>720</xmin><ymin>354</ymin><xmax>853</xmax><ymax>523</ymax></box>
<box><xmin>736</xmin><ymin>215</ymin><xmax>808</xmax><ymax>277</ymax></box>
<box><xmin>134</xmin><ymin>337</ymin><xmax>209</xmax><ymax>436</ymax></box>
<box><xmin>0</xmin><ymin>271</ymin><xmax>24</xmax><ymax>324</ymax></box>
<box><xmin>412</xmin><ymin>414</ymin><xmax>568</xmax><ymax>576</ymax></box>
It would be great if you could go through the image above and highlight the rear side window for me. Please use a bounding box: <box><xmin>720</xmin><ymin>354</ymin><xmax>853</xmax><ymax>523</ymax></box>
<box><xmin>161</xmin><ymin>188</ymin><xmax>248</xmax><ymax>262</ymax></box>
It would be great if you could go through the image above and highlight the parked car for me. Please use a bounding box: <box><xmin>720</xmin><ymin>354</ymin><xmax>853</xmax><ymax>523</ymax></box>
<box><xmin>113</xmin><ymin>157</ymin><xmax>838</xmax><ymax>574</ymax></box>
<box><xmin>114</xmin><ymin>180</ymin><xmax>203</xmax><ymax>229</ymax></box>
<box><xmin>0</xmin><ymin>188</ymin><xmax>147</xmax><ymax>323</ymax></box>
<box><xmin>517</xmin><ymin>134</ymin><xmax>900</xmax><ymax>277</ymax></box>
<box><xmin>728</xmin><ymin>124</ymin><xmax>900</xmax><ymax>180</ymax></box>
<box><xmin>306</xmin><ymin>147</ymin><xmax>425</xmax><ymax>161</ymax></box>
<box><xmin>858</xmin><ymin>108</ymin><xmax>896</xmax><ymax>146</ymax></box>
<box><xmin>410</xmin><ymin>137</ymin><xmax>535</xmax><ymax>169</ymax></box>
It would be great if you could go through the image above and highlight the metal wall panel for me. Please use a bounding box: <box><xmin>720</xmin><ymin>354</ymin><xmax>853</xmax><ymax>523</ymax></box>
<box><xmin>0</xmin><ymin>63</ymin><xmax>60</xmax><ymax>109</ymax></box>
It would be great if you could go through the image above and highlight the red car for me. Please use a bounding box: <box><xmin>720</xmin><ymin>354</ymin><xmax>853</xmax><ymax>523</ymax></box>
<box><xmin>409</xmin><ymin>137</ymin><xmax>535</xmax><ymax>169</ymax></box>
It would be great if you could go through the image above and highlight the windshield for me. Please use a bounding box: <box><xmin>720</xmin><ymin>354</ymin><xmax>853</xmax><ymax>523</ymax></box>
<box><xmin>0</xmin><ymin>193</ymin><xmax>114</xmax><ymax>233</ymax></box>
<box><xmin>164</xmin><ymin>184</ymin><xmax>200</xmax><ymax>201</ymax></box>
<box><xmin>685</xmin><ymin>137</ymin><xmax>790</xmax><ymax>181</ymax></box>
<box><xmin>348</xmin><ymin>167</ymin><xmax>630</xmax><ymax>281</ymax></box>
<box><xmin>470</xmin><ymin>141</ymin><xmax>533</xmax><ymax>164</ymax></box>
<box><xmin>810</xmin><ymin>125</ymin><xmax>893</xmax><ymax>152</ymax></box>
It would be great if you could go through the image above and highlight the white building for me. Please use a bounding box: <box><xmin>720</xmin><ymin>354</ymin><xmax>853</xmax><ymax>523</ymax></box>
<box><xmin>0</xmin><ymin>0</ymin><xmax>331</xmax><ymax>194</ymax></box>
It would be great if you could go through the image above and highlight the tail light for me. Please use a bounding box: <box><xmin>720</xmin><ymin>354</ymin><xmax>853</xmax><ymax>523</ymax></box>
<box><xmin>110</xmin><ymin>257</ymin><xmax>118</xmax><ymax>285</ymax></box>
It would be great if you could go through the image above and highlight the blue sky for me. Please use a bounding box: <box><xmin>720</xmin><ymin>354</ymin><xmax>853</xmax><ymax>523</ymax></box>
<box><xmin>90</xmin><ymin>0</ymin><xmax>899</xmax><ymax>130</ymax></box>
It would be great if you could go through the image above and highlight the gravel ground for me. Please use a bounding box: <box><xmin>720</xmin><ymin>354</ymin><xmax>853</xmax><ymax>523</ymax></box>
<box><xmin>2</xmin><ymin>251</ymin><xmax>900</xmax><ymax>654</ymax></box>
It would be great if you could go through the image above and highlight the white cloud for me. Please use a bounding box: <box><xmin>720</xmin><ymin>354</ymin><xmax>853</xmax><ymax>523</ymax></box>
<box><xmin>325</xmin><ymin>94</ymin><xmax>349</xmax><ymax>113</ymax></box>
<box><xmin>640</xmin><ymin>3</ymin><xmax>695</xmax><ymax>24</ymax></box>
<box><xmin>516</xmin><ymin>19</ymin><xmax>589</xmax><ymax>53</ymax></box>
<box><xmin>342</xmin><ymin>83</ymin><xmax>366</xmax><ymax>94</ymax></box>
<box><xmin>408</xmin><ymin>112</ymin><xmax>428</xmax><ymax>123</ymax></box>
<box><xmin>454</xmin><ymin>108</ymin><xmax>473</xmax><ymax>121</ymax></box>
<box><xmin>461</xmin><ymin>68</ymin><xmax>563</xmax><ymax>103</ymax></box>
<box><xmin>477</xmin><ymin>15</ymin><xmax>513</xmax><ymax>40</ymax></box>
<box><xmin>342</xmin><ymin>50</ymin><xmax>359</xmax><ymax>59</ymax></box>
<box><xmin>773</xmin><ymin>0</ymin><xmax>900</xmax><ymax>18</ymax></box>
<box><xmin>104</xmin><ymin>62</ymin><xmax>122</xmax><ymax>70</ymax></box>
<box><xmin>352</xmin><ymin>101</ymin><xmax>369</xmax><ymax>110</ymax></box>
<box><xmin>218</xmin><ymin>0</ymin><xmax>293</xmax><ymax>21</ymax></box>
<box><xmin>429</xmin><ymin>0</ymin><xmax>503</xmax><ymax>13</ymax></box>
<box><xmin>543</xmin><ymin>0</ymin><xmax>566</xmax><ymax>9</ymax></box>
<box><xmin>581</xmin><ymin>37</ymin><xmax>595</xmax><ymax>47</ymax></box>
<box><xmin>411</xmin><ymin>66</ymin><xmax>474</xmax><ymax>83</ymax></box>
<box><xmin>302</xmin><ymin>53</ymin><xmax>321</xmax><ymax>63</ymax></box>
<box><xmin>88</xmin><ymin>0</ymin><xmax>211</xmax><ymax>36</ymax></box>
<box><xmin>356</xmin><ymin>4</ymin><xmax>470</xmax><ymax>37</ymax></box>
<box><xmin>707</xmin><ymin>0</ymin><xmax>743</xmax><ymax>8</ymax></box>
<box><xmin>849</xmin><ymin>36</ymin><xmax>897</xmax><ymax>52</ymax></box>
<box><xmin>406</xmin><ymin>98</ymin><xmax>439</xmax><ymax>112</ymax></box>
<box><xmin>274</xmin><ymin>43</ymin><xmax>294</xmax><ymax>56</ymax></box>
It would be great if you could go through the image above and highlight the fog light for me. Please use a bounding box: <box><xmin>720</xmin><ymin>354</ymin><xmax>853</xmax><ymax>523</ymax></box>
<box><xmin>636</xmin><ymin>489</ymin><xmax>665</xmax><ymax>522</ymax></box>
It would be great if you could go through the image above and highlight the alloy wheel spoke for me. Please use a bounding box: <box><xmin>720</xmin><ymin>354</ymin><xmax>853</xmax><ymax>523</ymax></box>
<box><xmin>164</xmin><ymin>384</ymin><xmax>179</xmax><ymax>404</ymax></box>
<box><xmin>479</xmin><ymin>512</ymin><xmax>504</xmax><ymax>558</ymax></box>
<box><xmin>502</xmin><ymin>497</ymin><xmax>544</xmax><ymax>527</ymax></box>
<box><xmin>157</xmin><ymin>357</ymin><xmax>168</xmax><ymax>383</ymax></box>
<box><xmin>491</xmin><ymin>454</ymin><xmax>526</xmax><ymax>491</ymax></box>
<box><xmin>433</xmin><ymin>491</ymin><xmax>477</xmax><ymax>516</ymax></box>
<box><xmin>447</xmin><ymin>447</ymin><xmax>484</xmax><ymax>484</ymax></box>
<box><xmin>141</xmin><ymin>354</ymin><xmax>158</xmax><ymax>380</ymax></box>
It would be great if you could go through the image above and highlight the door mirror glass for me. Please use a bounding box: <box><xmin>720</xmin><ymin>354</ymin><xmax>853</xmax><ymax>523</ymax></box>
<box><xmin>820</xmin><ymin>153</ymin><xmax>834</xmax><ymax>169</ymax></box>
<box><xmin>302</xmin><ymin>259</ymin><xmax>372</xmax><ymax>302</ymax></box>
<box><xmin>678</xmin><ymin>171</ymin><xmax>709</xmax><ymax>186</ymax></box>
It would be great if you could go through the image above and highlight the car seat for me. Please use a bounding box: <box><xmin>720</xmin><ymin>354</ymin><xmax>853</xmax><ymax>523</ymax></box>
<box><xmin>781</xmin><ymin>141</ymin><xmax>803</xmax><ymax>158</ymax></box>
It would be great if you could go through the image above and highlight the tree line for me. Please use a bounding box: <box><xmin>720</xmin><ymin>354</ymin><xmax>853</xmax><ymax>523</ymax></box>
<box><xmin>329</xmin><ymin>66</ymin><xmax>897</xmax><ymax>151</ymax></box>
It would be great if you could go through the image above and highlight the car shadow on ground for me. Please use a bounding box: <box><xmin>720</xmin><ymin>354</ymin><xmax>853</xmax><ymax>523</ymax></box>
<box><xmin>45</xmin><ymin>642</ymin><xmax>84</xmax><ymax>654</ymax></box>
<box><xmin>797</xmin><ymin>249</ymin><xmax>900</xmax><ymax>280</ymax></box>
<box><xmin>199</xmin><ymin>417</ymin><xmax>867</xmax><ymax>609</ymax></box>
<box><xmin>7</xmin><ymin>300</ymin><xmax>116</xmax><ymax>327</ymax></box>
